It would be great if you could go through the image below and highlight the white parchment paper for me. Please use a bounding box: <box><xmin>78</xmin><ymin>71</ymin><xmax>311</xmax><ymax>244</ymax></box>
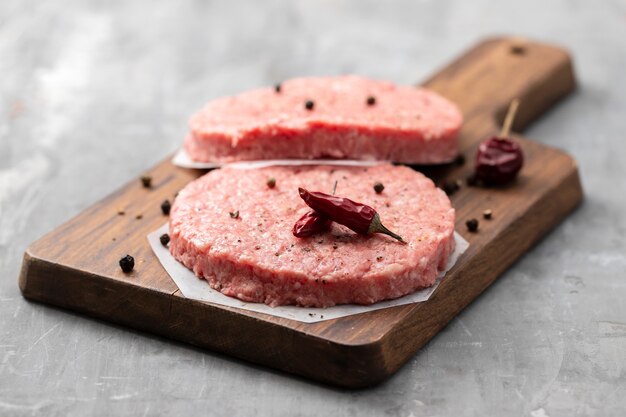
<box><xmin>148</xmin><ymin>224</ymin><xmax>468</xmax><ymax>323</ymax></box>
<box><xmin>172</xmin><ymin>148</ymin><xmax>389</xmax><ymax>170</ymax></box>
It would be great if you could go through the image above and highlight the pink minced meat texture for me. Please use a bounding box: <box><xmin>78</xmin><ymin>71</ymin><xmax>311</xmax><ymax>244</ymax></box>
<box><xmin>169</xmin><ymin>164</ymin><xmax>456</xmax><ymax>308</ymax></box>
<box><xmin>185</xmin><ymin>76</ymin><xmax>462</xmax><ymax>164</ymax></box>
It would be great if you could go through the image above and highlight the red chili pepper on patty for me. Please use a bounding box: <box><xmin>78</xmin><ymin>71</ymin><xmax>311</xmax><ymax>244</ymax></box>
<box><xmin>292</xmin><ymin>180</ymin><xmax>336</xmax><ymax>238</ymax></box>
<box><xmin>292</xmin><ymin>210</ymin><xmax>332</xmax><ymax>237</ymax></box>
<box><xmin>297</xmin><ymin>188</ymin><xmax>405</xmax><ymax>243</ymax></box>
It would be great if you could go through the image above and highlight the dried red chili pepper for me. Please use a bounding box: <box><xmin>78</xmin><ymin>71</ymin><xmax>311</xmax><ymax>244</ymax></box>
<box><xmin>292</xmin><ymin>181</ymin><xmax>337</xmax><ymax>238</ymax></box>
<box><xmin>475</xmin><ymin>99</ymin><xmax>524</xmax><ymax>185</ymax></box>
<box><xmin>292</xmin><ymin>210</ymin><xmax>332</xmax><ymax>237</ymax></box>
<box><xmin>297</xmin><ymin>188</ymin><xmax>405</xmax><ymax>243</ymax></box>
<box><xmin>475</xmin><ymin>137</ymin><xmax>523</xmax><ymax>184</ymax></box>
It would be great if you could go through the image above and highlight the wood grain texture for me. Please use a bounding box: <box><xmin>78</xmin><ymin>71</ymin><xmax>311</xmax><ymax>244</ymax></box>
<box><xmin>18</xmin><ymin>37</ymin><xmax>582</xmax><ymax>388</ymax></box>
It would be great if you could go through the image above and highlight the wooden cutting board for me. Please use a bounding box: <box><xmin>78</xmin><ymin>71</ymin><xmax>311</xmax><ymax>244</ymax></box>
<box><xmin>19</xmin><ymin>37</ymin><xmax>582</xmax><ymax>388</ymax></box>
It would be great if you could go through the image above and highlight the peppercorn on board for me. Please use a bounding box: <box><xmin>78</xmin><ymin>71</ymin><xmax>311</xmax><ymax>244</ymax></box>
<box><xmin>19</xmin><ymin>37</ymin><xmax>582</xmax><ymax>388</ymax></box>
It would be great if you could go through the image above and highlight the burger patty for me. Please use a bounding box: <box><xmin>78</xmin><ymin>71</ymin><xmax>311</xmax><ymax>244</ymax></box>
<box><xmin>169</xmin><ymin>164</ymin><xmax>456</xmax><ymax>307</ymax></box>
<box><xmin>185</xmin><ymin>76</ymin><xmax>462</xmax><ymax>164</ymax></box>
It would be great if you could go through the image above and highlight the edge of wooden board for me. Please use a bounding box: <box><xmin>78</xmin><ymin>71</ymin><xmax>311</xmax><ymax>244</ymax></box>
<box><xmin>377</xmin><ymin>153</ymin><xmax>583</xmax><ymax>382</ymax></box>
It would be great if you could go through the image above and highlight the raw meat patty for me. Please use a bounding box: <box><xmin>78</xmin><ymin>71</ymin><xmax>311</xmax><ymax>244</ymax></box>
<box><xmin>169</xmin><ymin>164</ymin><xmax>455</xmax><ymax>307</ymax></box>
<box><xmin>185</xmin><ymin>76</ymin><xmax>462</xmax><ymax>164</ymax></box>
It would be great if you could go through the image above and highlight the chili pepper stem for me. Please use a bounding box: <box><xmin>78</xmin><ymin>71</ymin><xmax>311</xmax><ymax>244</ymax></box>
<box><xmin>368</xmin><ymin>213</ymin><xmax>406</xmax><ymax>243</ymax></box>
<box><xmin>500</xmin><ymin>99</ymin><xmax>520</xmax><ymax>138</ymax></box>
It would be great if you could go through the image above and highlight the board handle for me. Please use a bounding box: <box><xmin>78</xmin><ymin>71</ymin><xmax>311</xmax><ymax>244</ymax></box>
<box><xmin>423</xmin><ymin>36</ymin><xmax>577</xmax><ymax>137</ymax></box>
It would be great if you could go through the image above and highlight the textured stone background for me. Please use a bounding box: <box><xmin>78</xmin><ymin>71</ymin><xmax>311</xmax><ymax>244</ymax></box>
<box><xmin>1</xmin><ymin>1</ymin><xmax>625</xmax><ymax>416</ymax></box>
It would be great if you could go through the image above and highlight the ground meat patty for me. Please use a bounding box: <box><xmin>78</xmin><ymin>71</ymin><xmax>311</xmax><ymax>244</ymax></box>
<box><xmin>185</xmin><ymin>76</ymin><xmax>462</xmax><ymax>164</ymax></box>
<box><xmin>169</xmin><ymin>164</ymin><xmax>455</xmax><ymax>307</ymax></box>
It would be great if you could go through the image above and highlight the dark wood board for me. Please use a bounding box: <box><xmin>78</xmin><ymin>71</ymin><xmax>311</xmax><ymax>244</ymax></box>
<box><xmin>19</xmin><ymin>37</ymin><xmax>583</xmax><ymax>388</ymax></box>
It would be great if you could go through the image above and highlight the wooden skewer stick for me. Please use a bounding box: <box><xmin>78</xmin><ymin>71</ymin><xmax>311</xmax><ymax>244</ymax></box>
<box><xmin>501</xmin><ymin>99</ymin><xmax>520</xmax><ymax>137</ymax></box>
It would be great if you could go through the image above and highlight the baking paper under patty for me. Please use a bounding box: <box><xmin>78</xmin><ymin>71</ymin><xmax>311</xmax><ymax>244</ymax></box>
<box><xmin>148</xmin><ymin>223</ymin><xmax>468</xmax><ymax>323</ymax></box>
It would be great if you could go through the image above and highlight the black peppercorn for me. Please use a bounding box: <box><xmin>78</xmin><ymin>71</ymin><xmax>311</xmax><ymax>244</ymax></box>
<box><xmin>160</xmin><ymin>233</ymin><xmax>170</xmax><ymax>246</ymax></box>
<box><xmin>466</xmin><ymin>218</ymin><xmax>479</xmax><ymax>232</ymax></box>
<box><xmin>161</xmin><ymin>199</ymin><xmax>171</xmax><ymax>215</ymax></box>
<box><xmin>510</xmin><ymin>45</ymin><xmax>526</xmax><ymax>55</ymax></box>
<box><xmin>305</xmin><ymin>100</ymin><xmax>315</xmax><ymax>110</ymax></box>
<box><xmin>140</xmin><ymin>175</ymin><xmax>152</xmax><ymax>188</ymax></box>
<box><xmin>119</xmin><ymin>255</ymin><xmax>134</xmax><ymax>273</ymax></box>
<box><xmin>274</xmin><ymin>83</ymin><xmax>281</xmax><ymax>93</ymax></box>
<box><xmin>442</xmin><ymin>180</ymin><xmax>460</xmax><ymax>195</ymax></box>
<box><xmin>267</xmin><ymin>177</ymin><xmax>276</xmax><ymax>188</ymax></box>
<box><xmin>366</xmin><ymin>96</ymin><xmax>376</xmax><ymax>106</ymax></box>
<box><xmin>373</xmin><ymin>182</ymin><xmax>385</xmax><ymax>194</ymax></box>
<box><xmin>229</xmin><ymin>210</ymin><xmax>239</xmax><ymax>219</ymax></box>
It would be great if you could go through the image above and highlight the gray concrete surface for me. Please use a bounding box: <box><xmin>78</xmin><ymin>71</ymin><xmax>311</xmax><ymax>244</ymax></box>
<box><xmin>1</xmin><ymin>1</ymin><xmax>625</xmax><ymax>416</ymax></box>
